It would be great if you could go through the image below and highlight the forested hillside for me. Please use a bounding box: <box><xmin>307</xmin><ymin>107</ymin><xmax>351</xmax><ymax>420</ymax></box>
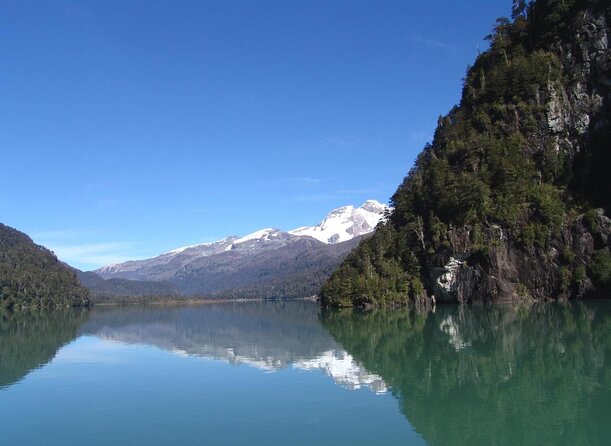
<box><xmin>322</xmin><ymin>0</ymin><xmax>610</xmax><ymax>307</ymax></box>
<box><xmin>0</xmin><ymin>223</ymin><xmax>90</xmax><ymax>309</ymax></box>
<box><xmin>75</xmin><ymin>269</ymin><xmax>180</xmax><ymax>303</ymax></box>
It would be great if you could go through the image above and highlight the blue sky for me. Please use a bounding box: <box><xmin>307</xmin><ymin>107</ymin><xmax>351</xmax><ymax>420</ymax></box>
<box><xmin>0</xmin><ymin>0</ymin><xmax>510</xmax><ymax>270</ymax></box>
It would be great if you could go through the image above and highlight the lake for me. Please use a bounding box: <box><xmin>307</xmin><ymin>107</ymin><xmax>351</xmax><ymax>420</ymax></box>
<box><xmin>1</xmin><ymin>300</ymin><xmax>609</xmax><ymax>445</ymax></box>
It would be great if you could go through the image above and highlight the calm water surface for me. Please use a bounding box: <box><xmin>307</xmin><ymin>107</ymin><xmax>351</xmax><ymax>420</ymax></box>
<box><xmin>0</xmin><ymin>300</ymin><xmax>609</xmax><ymax>445</ymax></box>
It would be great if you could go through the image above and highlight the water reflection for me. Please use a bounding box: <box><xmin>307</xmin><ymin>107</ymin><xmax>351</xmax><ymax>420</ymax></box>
<box><xmin>80</xmin><ymin>301</ymin><xmax>385</xmax><ymax>393</ymax></box>
<box><xmin>294</xmin><ymin>350</ymin><xmax>387</xmax><ymax>393</ymax></box>
<box><xmin>0</xmin><ymin>309</ymin><xmax>88</xmax><ymax>389</ymax></box>
<box><xmin>3</xmin><ymin>300</ymin><xmax>608</xmax><ymax>445</ymax></box>
<box><xmin>321</xmin><ymin>301</ymin><xmax>611</xmax><ymax>446</ymax></box>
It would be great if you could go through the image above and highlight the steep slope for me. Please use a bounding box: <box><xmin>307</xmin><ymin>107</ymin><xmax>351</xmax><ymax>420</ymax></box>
<box><xmin>322</xmin><ymin>0</ymin><xmax>610</xmax><ymax>307</ymax></box>
<box><xmin>0</xmin><ymin>223</ymin><xmax>90</xmax><ymax>309</ymax></box>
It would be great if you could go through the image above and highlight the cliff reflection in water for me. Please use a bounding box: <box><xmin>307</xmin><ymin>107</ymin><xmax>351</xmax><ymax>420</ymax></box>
<box><xmin>321</xmin><ymin>301</ymin><xmax>611</xmax><ymax>446</ymax></box>
<box><xmin>80</xmin><ymin>301</ymin><xmax>385</xmax><ymax>392</ymax></box>
<box><xmin>0</xmin><ymin>309</ymin><xmax>88</xmax><ymax>389</ymax></box>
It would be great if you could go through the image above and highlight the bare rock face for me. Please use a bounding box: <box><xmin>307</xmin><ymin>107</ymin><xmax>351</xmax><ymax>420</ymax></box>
<box><xmin>545</xmin><ymin>10</ymin><xmax>610</xmax><ymax>156</ymax></box>
<box><xmin>431</xmin><ymin>210</ymin><xmax>610</xmax><ymax>303</ymax></box>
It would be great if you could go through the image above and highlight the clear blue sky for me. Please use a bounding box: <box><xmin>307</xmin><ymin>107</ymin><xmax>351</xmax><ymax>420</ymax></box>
<box><xmin>1</xmin><ymin>0</ymin><xmax>510</xmax><ymax>270</ymax></box>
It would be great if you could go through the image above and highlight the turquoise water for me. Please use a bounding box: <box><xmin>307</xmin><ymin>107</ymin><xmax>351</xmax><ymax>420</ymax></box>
<box><xmin>1</xmin><ymin>300</ymin><xmax>609</xmax><ymax>445</ymax></box>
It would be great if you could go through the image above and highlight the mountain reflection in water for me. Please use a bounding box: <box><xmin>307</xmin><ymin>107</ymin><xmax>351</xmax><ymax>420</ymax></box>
<box><xmin>80</xmin><ymin>301</ymin><xmax>386</xmax><ymax>393</ymax></box>
<box><xmin>2</xmin><ymin>300</ymin><xmax>609</xmax><ymax>445</ymax></box>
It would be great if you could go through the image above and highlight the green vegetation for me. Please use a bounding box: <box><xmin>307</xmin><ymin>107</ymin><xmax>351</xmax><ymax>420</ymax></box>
<box><xmin>589</xmin><ymin>248</ymin><xmax>611</xmax><ymax>289</ymax></box>
<box><xmin>322</xmin><ymin>0</ymin><xmax>610</xmax><ymax>307</ymax></box>
<box><xmin>0</xmin><ymin>223</ymin><xmax>90</xmax><ymax>309</ymax></box>
<box><xmin>75</xmin><ymin>269</ymin><xmax>183</xmax><ymax>303</ymax></box>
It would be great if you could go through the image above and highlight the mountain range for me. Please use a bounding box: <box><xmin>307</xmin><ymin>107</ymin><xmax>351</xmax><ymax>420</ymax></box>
<box><xmin>82</xmin><ymin>200</ymin><xmax>389</xmax><ymax>300</ymax></box>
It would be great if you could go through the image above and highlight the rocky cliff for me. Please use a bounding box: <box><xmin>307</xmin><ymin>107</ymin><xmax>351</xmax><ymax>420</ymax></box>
<box><xmin>322</xmin><ymin>0</ymin><xmax>610</xmax><ymax>307</ymax></box>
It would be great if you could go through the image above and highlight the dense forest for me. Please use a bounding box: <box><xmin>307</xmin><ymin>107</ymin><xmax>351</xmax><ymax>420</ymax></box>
<box><xmin>75</xmin><ymin>269</ymin><xmax>182</xmax><ymax>303</ymax></box>
<box><xmin>322</xmin><ymin>0</ymin><xmax>611</xmax><ymax>307</ymax></box>
<box><xmin>0</xmin><ymin>223</ymin><xmax>90</xmax><ymax>309</ymax></box>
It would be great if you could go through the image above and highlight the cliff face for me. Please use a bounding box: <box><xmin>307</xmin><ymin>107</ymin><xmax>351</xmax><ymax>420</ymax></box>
<box><xmin>434</xmin><ymin>210</ymin><xmax>609</xmax><ymax>302</ymax></box>
<box><xmin>432</xmin><ymin>1</ymin><xmax>611</xmax><ymax>303</ymax></box>
<box><xmin>322</xmin><ymin>0</ymin><xmax>611</xmax><ymax>307</ymax></box>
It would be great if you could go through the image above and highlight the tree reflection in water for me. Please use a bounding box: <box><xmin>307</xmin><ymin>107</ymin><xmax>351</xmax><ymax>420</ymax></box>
<box><xmin>321</xmin><ymin>301</ymin><xmax>611</xmax><ymax>446</ymax></box>
<box><xmin>0</xmin><ymin>309</ymin><xmax>88</xmax><ymax>389</ymax></box>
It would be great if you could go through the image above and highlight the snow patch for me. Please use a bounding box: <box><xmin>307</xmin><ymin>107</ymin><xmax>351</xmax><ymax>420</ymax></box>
<box><xmin>233</xmin><ymin>228</ymin><xmax>279</xmax><ymax>244</ymax></box>
<box><xmin>169</xmin><ymin>238</ymin><xmax>229</xmax><ymax>254</ymax></box>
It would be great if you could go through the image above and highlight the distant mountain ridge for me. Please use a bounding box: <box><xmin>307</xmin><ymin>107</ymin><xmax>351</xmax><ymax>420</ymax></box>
<box><xmin>97</xmin><ymin>199</ymin><xmax>389</xmax><ymax>281</ymax></box>
<box><xmin>86</xmin><ymin>200</ymin><xmax>389</xmax><ymax>299</ymax></box>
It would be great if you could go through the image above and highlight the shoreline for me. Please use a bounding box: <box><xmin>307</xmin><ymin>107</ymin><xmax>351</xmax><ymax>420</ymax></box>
<box><xmin>90</xmin><ymin>296</ymin><xmax>319</xmax><ymax>307</ymax></box>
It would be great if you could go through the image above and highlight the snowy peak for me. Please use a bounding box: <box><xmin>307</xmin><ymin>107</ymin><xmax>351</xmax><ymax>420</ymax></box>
<box><xmin>166</xmin><ymin>229</ymin><xmax>284</xmax><ymax>257</ymax></box>
<box><xmin>360</xmin><ymin>199</ymin><xmax>388</xmax><ymax>214</ymax></box>
<box><xmin>228</xmin><ymin>228</ymin><xmax>296</xmax><ymax>252</ymax></box>
<box><xmin>95</xmin><ymin>199</ymin><xmax>391</xmax><ymax>281</ymax></box>
<box><xmin>289</xmin><ymin>199</ymin><xmax>391</xmax><ymax>244</ymax></box>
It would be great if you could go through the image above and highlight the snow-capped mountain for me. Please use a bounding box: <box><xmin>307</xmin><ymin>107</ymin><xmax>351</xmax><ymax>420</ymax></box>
<box><xmin>289</xmin><ymin>199</ymin><xmax>389</xmax><ymax>244</ymax></box>
<box><xmin>97</xmin><ymin>200</ymin><xmax>390</xmax><ymax>280</ymax></box>
<box><xmin>96</xmin><ymin>236</ymin><xmax>239</xmax><ymax>281</ymax></box>
<box><xmin>91</xmin><ymin>200</ymin><xmax>391</xmax><ymax>298</ymax></box>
